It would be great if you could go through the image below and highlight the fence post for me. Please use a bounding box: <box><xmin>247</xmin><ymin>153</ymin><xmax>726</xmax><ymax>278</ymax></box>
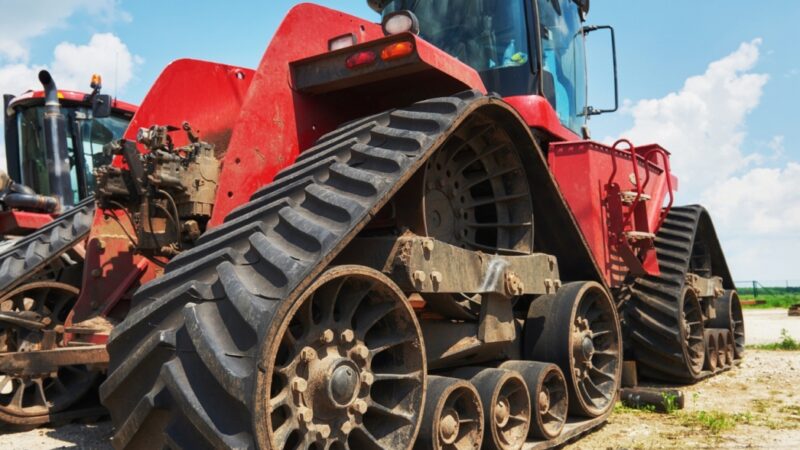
<box><xmin>752</xmin><ymin>280</ymin><xmax>758</xmax><ymax>299</ymax></box>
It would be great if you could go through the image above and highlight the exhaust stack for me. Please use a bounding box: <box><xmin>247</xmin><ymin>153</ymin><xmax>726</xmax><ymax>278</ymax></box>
<box><xmin>38</xmin><ymin>70</ymin><xmax>72</xmax><ymax>207</ymax></box>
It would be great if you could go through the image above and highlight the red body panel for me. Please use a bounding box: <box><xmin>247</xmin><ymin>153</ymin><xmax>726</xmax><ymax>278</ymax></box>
<box><xmin>8</xmin><ymin>89</ymin><xmax>137</xmax><ymax>114</ymax></box>
<box><xmin>0</xmin><ymin>211</ymin><xmax>53</xmax><ymax>235</ymax></box>
<box><xmin>211</xmin><ymin>4</ymin><xmax>487</xmax><ymax>225</ymax></box>
<box><xmin>503</xmin><ymin>95</ymin><xmax>580</xmax><ymax>141</ymax></box>
<box><xmin>548</xmin><ymin>141</ymin><xmax>675</xmax><ymax>286</ymax></box>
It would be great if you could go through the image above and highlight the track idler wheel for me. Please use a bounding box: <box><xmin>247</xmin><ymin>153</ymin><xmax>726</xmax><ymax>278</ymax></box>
<box><xmin>703</xmin><ymin>330</ymin><xmax>719</xmax><ymax>372</ymax></box>
<box><xmin>257</xmin><ymin>266</ymin><xmax>425</xmax><ymax>450</ymax></box>
<box><xmin>454</xmin><ymin>368</ymin><xmax>530</xmax><ymax>450</ymax></box>
<box><xmin>415</xmin><ymin>376</ymin><xmax>483</xmax><ymax>450</ymax></box>
<box><xmin>500</xmin><ymin>361</ymin><xmax>568</xmax><ymax>440</ymax></box>
<box><xmin>708</xmin><ymin>290</ymin><xmax>745</xmax><ymax>360</ymax></box>
<box><xmin>524</xmin><ymin>281</ymin><xmax>621</xmax><ymax>418</ymax></box>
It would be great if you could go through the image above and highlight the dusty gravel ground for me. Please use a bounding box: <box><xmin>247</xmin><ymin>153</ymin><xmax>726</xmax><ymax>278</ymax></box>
<box><xmin>0</xmin><ymin>311</ymin><xmax>797</xmax><ymax>449</ymax></box>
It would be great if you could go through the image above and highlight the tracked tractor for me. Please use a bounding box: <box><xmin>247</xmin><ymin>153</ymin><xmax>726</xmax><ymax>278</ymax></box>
<box><xmin>0</xmin><ymin>1</ymin><xmax>744</xmax><ymax>447</ymax></box>
<box><xmin>0</xmin><ymin>71</ymin><xmax>135</xmax><ymax>426</ymax></box>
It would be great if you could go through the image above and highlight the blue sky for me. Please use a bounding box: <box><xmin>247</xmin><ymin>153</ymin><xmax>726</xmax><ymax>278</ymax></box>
<box><xmin>1</xmin><ymin>0</ymin><xmax>798</xmax><ymax>283</ymax></box>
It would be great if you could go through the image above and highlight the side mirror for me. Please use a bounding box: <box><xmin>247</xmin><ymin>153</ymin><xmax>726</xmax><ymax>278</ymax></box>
<box><xmin>583</xmin><ymin>25</ymin><xmax>618</xmax><ymax>116</ymax></box>
<box><xmin>92</xmin><ymin>94</ymin><xmax>112</xmax><ymax>118</ymax></box>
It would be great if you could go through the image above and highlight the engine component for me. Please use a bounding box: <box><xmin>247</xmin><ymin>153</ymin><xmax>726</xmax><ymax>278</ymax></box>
<box><xmin>95</xmin><ymin>122</ymin><xmax>220</xmax><ymax>257</ymax></box>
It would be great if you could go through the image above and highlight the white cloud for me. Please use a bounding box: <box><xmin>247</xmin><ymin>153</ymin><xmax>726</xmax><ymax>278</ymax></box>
<box><xmin>619</xmin><ymin>39</ymin><xmax>769</xmax><ymax>198</ymax></box>
<box><xmin>618</xmin><ymin>38</ymin><xmax>799</xmax><ymax>281</ymax></box>
<box><xmin>0</xmin><ymin>0</ymin><xmax>130</xmax><ymax>63</ymax></box>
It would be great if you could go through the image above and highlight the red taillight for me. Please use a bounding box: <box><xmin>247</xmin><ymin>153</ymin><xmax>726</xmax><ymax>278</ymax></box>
<box><xmin>381</xmin><ymin>41</ymin><xmax>415</xmax><ymax>61</ymax></box>
<box><xmin>345</xmin><ymin>51</ymin><xmax>377</xmax><ymax>69</ymax></box>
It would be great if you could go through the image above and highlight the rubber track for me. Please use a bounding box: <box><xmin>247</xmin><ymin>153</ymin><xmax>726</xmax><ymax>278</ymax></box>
<box><xmin>0</xmin><ymin>196</ymin><xmax>95</xmax><ymax>297</ymax></box>
<box><xmin>625</xmin><ymin>205</ymin><xmax>711</xmax><ymax>382</ymax></box>
<box><xmin>101</xmin><ymin>91</ymin><xmax>489</xmax><ymax>449</ymax></box>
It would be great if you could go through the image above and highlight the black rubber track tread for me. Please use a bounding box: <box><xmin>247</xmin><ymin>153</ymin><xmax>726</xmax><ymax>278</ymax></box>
<box><xmin>102</xmin><ymin>91</ymin><xmax>491</xmax><ymax>449</ymax></box>
<box><xmin>625</xmin><ymin>205</ymin><xmax>721</xmax><ymax>383</ymax></box>
<box><xmin>0</xmin><ymin>196</ymin><xmax>94</xmax><ymax>297</ymax></box>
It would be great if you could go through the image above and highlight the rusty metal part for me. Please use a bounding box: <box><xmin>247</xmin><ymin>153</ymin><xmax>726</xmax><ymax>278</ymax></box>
<box><xmin>421</xmin><ymin>118</ymin><xmax>533</xmax><ymax>255</ymax></box>
<box><xmin>338</xmin><ymin>235</ymin><xmax>559</xmax><ymax>296</ymax></box>
<box><xmin>703</xmin><ymin>330</ymin><xmax>718</xmax><ymax>372</ymax></box>
<box><xmin>620</xmin><ymin>387</ymin><xmax>685</xmax><ymax>413</ymax></box>
<box><xmin>708</xmin><ymin>290</ymin><xmax>745</xmax><ymax>360</ymax></box>
<box><xmin>415</xmin><ymin>376</ymin><xmax>483</xmax><ymax>450</ymax></box>
<box><xmin>0</xmin><ymin>281</ymin><xmax>99</xmax><ymax>426</ymax></box>
<box><xmin>685</xmin><ymin>273</ymin><xmax>724</xmax><ymax>299</ymax></box>
<box><xmin>500</xmin><ymin>361</ymin><xmax>568</xmax><ymax>440</ymax></box>
<box><xmin>621</xmin><ymin>361</ymin><xmax>638</xmax><ymax>388</ymax></box>
<box><xmin>525</xmin><ymin>282</ymin><xmax>621</xmax><ymax>418</ymax></box>
<box><xmin>259</xmin><ymin>266</ymin><xmax>425</xmax><ymax>449</ymax></box>
<box><xmin>420</xmin><ymin>320</ymin><xmax>518</xmax><ymax>371</ymax></box>
<box><xmin>0</xmin><ymin>346</ymin><xmax>108</xmax><ymax>375</ymax></box>
<box><xmin>454</xmin><ymin>368</ymin><xmax>529</xmax><ymax>450</ymax></box>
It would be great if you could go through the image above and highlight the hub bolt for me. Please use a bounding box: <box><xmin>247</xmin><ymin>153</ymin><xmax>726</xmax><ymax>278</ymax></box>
<box><xmin>352</xmin><ymin>399</ymin><xmax>368</xmax><ymax>415</ymax></box>
<box><xmin>320</xmin><ymin>329</ymin><xmax>334</xmax><ymax>344</ymax></box>
<box><xmin>318</xmin><ymin>424</ymin><xmax>331</xmax><ymax>439</ymax></box>
<box><xmin>340</xmin><ymin>329</ymin><xmax>355</xmax><ymax>344</ymax></box>
<box><xmin>352</xmin><ymin>345</ymin><xmax>370</xmax><ymax>362</ymax></box>
<box><xmin>413</xmin><ymin>270</ymin><xmax>427</xmax><ymax>284</ymax></box>
<box><xmin>297</xmin><ymin>407</ymin><xmax>313</xmax><ymax>423</ymax></box>
<box><xmin>361</xmin><ymin>371</ymin><xmax>374</xmax><ymax>388</ymax></box>
<box><xmin>300</xmin><ymin>347</ymin><xmax>317</xmax><ymax>362</ymax></box>
<box><xmin>341</xmin><ymin>421</ymin><xmax>354</xmax><ymax>435</ymax></box>
<box><xmin>291</xmin><ymin>378</ymin><xmax>308</xmax><ymax>393</ymax></box>
<box><xmin>430</xmin><ymin>271</ymin><xmax>443</xmax><ymax>284</ymax></box>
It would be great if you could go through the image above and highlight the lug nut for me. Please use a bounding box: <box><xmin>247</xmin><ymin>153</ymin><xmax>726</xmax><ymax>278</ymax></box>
<box><xmin>320</xmin><ymin>329</ymin><xmax>334</xmax><ymax>344</ymax></box>
<box><xmin>341</xmin><ymin>421</ymin><xmax>354</xmax><ymax>435</ymax></box>
<box><xmin>317</xmin><ymin>424</ymin><xmax>331</xmax><ymax>439</ymax></box>
<box><xmin>361</xmin><ymin>371</ymin><xmax>374</xmax><ymax>388</ymax></box>
<box><xmin>352</xmin><ymin>399</ymin><xmax>368</xmax><ymax>415</ymax></box>
<box><xmin>297</xmin><ymin>407</ymin><xmax>313</xmax><ymax>423</ymax></box>
<box><xmin>300</xmin><ymin>347</ymin><xmax>317</xmax><ymax>363</ymax></box>
<box><xmin>430</xmin><ymin>271</ymin><xmax>443</xmax><ymax>284</ymax></box>
<box><xmin>412</xmin><ymin>270</ymin><xmax>426</xmax><ymax>284</ymax></box>
<box><xmin>340</xmin><ymin>329</ymin><xmax>355</xmax><ymax>344</ymax></box>
<box><xmin>352</xmin><ymin>345</ymin><xmax>370</xmax><ymax>362</ymax></box>
<box><xmin>291</xmin><ymin>378</ymin><xmax>308</xmax><ymax>393</ymax></box>
<box><xmin>422</xmin><ymin>239</ymin><xmax>435</xmax><ymax>252</ymax></box>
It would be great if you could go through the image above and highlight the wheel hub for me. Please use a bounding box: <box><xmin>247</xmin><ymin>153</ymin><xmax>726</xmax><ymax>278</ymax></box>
<box><xmin>494</xmin><ymin>396</ymin><xmax>511</xmax><ymax>428</ymax></box>
<box><xmin>538</xmin><ymin>389</ymin><xmax>551</xmax><ymax>414</ymax></box>
<box><xmin>581</xmin><ymin>335</ymin><xmax>595</xmax><ymax>360</ymax></box>
<box><xmin>439</xmin><ymin>407</ymin><xmax>460</xmax><ymax>445</ymax></box>
<box><xmin>424</xmin><ymin>189</ymin><xmax>456</xmax><ymax>242</ymax></box>
<box><xmin>328</xmin><ymin>361</ymin><xmax>360</xmax><ymax>407</ymax></box>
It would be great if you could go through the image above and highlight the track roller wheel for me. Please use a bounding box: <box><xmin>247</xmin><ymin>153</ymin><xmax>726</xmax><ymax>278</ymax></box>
<box><xmin>257</xmin><ymin>266</ymin><xmax>425</xmax><ymax>450</ymax></box>
<box><xmin>703</xmin><ymin>330</ymin><xmax>718</xmax><ymax>372</ymax></box>
<box><xmin>0</xmin><ymin>281</ymin><xmax>98</xmax><ymax>426</ymax></box>
<box><xmin>524</xmin><ymin>281</ymin><xmax>621</xmax><ymax>418</ymax></box>
<box><xmin>499</xmin><ymin>361</ymin><xmax>567</xmax><ymax>440</ymax></box>
<box><xmin>708</xmin><ymin>290</ymin><xmax>745</xmax><ymax>360</ymax></box>
<box><xmin>723</xmin><ymin>331</ymin><xmax>735</xmax><ymax>367</ymax></box>
<box><xmin>715</xmin><ymin>331</ymin><xmax>731</xmax><ymax>369</ymax></box>
<box><xmin>457</xmin><ymin>368</ymin><xmax>529</xmax><ymax>450</ymax></box>
<box><xmin>415</xmin><ymin>376</ymin><xmax>483</xmax><ymax>450</ymax></box>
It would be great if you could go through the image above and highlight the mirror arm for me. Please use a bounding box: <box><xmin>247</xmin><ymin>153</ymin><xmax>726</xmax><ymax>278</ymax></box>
<box><xmin>583</xmin><ymin>25</ymin><xmax>619</xmax><ymax>116</ymax></box>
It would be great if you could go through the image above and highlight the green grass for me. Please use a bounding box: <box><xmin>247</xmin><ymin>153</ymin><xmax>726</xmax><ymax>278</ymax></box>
<box><xmin>738</xmin><ymin>287</ymin><xmax>800</xmax><ymax>309</ymax></box>
<box><xmin>748</xmin><ymin>329</ymin><xmax>800</xmax><ymax>351</ymax></box>
<box><xmin>677</xmin><ymin>410</ymin><xmax>752</xmax><ymax>434</ymax></box>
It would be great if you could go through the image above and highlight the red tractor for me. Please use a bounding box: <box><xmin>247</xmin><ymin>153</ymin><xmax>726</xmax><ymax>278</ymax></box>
<box><xmin>2</xmin><ymin>1</ymin><xmax>745</xmax><ymax>448</ymax></box>
<box><xmin>0</xmin><ymin>71</ymin><xmax>136</xmax><ymax>426</ymax></box>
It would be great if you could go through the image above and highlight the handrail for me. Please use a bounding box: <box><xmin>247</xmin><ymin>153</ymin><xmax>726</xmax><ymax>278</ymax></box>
<box><xmin>609</xmin><ymin>139</ymin><xmax>642</xmax><ymax>227</ymax></box>
<box><xmin>641</xmin><ymin>147</ymin><xmax>674</xmax><ymax>231</ymax></box>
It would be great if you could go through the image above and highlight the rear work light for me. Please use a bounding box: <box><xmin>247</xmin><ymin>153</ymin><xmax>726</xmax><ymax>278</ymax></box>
<box><xmin>345</xmin><ymin>51</ymin><xmax>377</xmax><ymax>69</ymax></box>
<box><xmin>381</xmin><ymin>41</ymin><xmax>415</xmax><ymax>61</ymax></box>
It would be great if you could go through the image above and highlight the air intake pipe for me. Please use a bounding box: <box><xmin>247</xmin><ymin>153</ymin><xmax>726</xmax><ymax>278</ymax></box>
<box><xmin>39</xmin><ymin>70</ymin><xmax>73</xmax><ymax>208</ymax></box>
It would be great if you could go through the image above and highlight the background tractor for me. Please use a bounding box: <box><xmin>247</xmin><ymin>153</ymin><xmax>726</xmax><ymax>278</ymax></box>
<box><xmin>0</xmin><ymin>1</ymin><xmax>744</xmax><ymax>448</ymax></box>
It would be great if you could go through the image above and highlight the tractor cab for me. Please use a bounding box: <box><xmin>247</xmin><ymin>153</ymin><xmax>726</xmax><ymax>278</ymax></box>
<box><xmin>3</xmin><ymin>76</ymin><xmax>137</xmax><ymax>209</ymax></box>
<box><xmin>380</xmin><ymin>0</ymin><xmax>606</xmax><ymax>136</ymax></box>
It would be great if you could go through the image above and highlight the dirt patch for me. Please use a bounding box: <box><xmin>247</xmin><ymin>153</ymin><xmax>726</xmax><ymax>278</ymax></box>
<box><xmin>0</xmin><ymin>351</ymin><xmax>796</xmax><ymax>449</ymax></box>
<box><xmin>565</xmin><ymin>350</ymin><xmax>800</xmax><ymax>449</ymax></box>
